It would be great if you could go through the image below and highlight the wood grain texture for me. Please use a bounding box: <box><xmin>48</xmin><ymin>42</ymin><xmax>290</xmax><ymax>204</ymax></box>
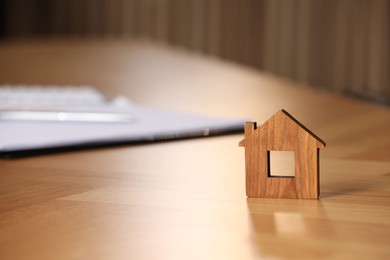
<box><xmin>0</xmin><ymin>39</ymin><xmax>389</xmax><ymax>260</ymax></box>
<box><xmin>239</xmin><ymin>110</ymin><xmax>325</xmax><ymax>199</ymax></box>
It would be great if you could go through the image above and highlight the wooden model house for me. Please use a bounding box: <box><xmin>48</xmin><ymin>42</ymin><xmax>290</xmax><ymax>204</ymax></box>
<box><xmin>239</xmin><ymin>109</ymin><xmax>326</xmax><ymax>199</ymax></box>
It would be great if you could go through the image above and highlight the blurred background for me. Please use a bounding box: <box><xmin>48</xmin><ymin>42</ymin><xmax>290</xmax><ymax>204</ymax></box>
<box><xmin>0</xmin><ymin>0</ymin><xmax>389</xmax><ymax>104</ymax></box>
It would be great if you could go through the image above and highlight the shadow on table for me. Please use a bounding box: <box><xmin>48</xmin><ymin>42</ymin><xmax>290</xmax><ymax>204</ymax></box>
<box><xmin>319</xmin><ymin>158</ymin><xmax>390</xmax><ymax>198</ymax></box>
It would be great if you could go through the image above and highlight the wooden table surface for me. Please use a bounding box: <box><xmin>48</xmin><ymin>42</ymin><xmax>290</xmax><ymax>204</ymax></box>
<box><xmin>0</xmin><ymin>39</ymin><xmax>389</xmax><ymax>260</ymax></box>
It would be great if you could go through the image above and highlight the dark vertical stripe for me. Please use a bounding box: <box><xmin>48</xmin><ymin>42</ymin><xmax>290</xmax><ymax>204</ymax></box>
<box><xmin>0</xmin><ymin>0</ymin><xmax>7</xmax><ymax>38</ymax></box>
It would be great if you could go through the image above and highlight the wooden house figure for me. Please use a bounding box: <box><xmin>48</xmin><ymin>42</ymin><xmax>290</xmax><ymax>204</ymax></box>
<box><xmin>239</xmin><ymin>110</ymin><xmax>326</xmax><ymax>199</ymax></box>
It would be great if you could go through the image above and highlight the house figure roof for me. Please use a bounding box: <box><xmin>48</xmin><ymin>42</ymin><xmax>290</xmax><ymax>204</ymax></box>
<box><xmin>239</xmin><ymin>109</ymin><xmax>326</xmax><ymax>148</ymax></box>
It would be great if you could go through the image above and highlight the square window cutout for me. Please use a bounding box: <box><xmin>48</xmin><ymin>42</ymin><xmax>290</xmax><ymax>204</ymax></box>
<box><xmin>268</xmin><ymin>151</ymin><xmax>295</xmax><ymax>177</ymax></box>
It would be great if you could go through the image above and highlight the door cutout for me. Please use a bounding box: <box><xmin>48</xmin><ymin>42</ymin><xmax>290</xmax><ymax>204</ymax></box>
<box><xmin>268</xmin><ymin>151</ymin><xmax>295</xmax><ymax>177</ymax></box>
